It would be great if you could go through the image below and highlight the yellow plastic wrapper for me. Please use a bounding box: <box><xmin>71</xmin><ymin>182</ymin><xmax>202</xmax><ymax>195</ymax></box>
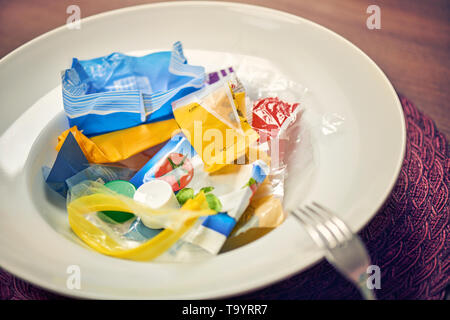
<box><xmin>172</xmin><ymin>80</ymin><xmax>259</xmax><ymax>172</ymax></box>
<box><xmin>67</xmin><ymin>181</ymin><xmax>215</xmax><ymax>261</ymax></box>
<box><xmin>56</xmin><ymin>119</ymin><xmax>180</xmax><ymax>164</ymax></box>
<box><xmin>234</xmin><ymin>92</ymin><xmax>246</xmax><ymax>118</ymax></box>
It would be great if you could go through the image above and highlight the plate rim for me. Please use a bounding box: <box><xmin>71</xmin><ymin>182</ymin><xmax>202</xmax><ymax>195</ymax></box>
<box><xmin>0</xmin><ymin>1</ymin><xmax>406</xmax><ymax>299</ymax></box>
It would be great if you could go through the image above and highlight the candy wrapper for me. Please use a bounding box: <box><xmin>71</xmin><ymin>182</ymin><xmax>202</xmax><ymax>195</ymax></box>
<box><xmin>208</xmin><ymin>64</ymin><xmax>325</xmax><ymax>249</ymax></box>
<box><xmin>67</xmin><ymin>180</ymin><xmax>215</xmax><ymax>261</ymax></box>
<box><xmin>129</xmin><ymin>133</ymin><xmax>269</xmax><ymax>256</ymax></box>
<box><xmin>62</xmin><ymin>41</ymin><xmax>204</xmax><ymax>136</ymax></box>
<box><xmin>252</xmin><ymin>97</ymin><xmax>300</xmax><ymax>142</ymax></box>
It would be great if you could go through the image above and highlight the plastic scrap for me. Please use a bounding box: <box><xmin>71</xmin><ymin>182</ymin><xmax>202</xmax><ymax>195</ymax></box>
<box><xmin>40</xmin><ymin>44</ymin><xmax>317</xmax><ymax>261</ymax></box>
<box><xmin>67</xmin><ymin>181</ymin><xmax>215</xmax><ymax>261</ymax></box>
<box><xmin>172</xmin><ymin>79</ymin><xmax>259</xmax><ymax>172</ymax></box>
<box><xmin>43</xmin><ymin>132</ymin><xmax>89</xmax><ymax>197</ymax></box>
<box><xmin>62</xmin><ymin>41</ymin><xmax>204</xmax><ymax>136</ymax></box>
<box><xmin>56</xmin><ymin>119</ymin><xmax>179</xmax><ymax>163</ymax></box>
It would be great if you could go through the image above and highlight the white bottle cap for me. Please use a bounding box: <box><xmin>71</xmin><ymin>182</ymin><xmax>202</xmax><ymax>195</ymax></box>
<box><xmin>134</xmin><ymin>179</ymin><xmax>180</xmax><ymax>229</ymax></box>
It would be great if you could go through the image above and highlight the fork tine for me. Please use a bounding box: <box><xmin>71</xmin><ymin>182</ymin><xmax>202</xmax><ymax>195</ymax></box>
<box><xmin>293</xmin><ymin>202</ymin><xmax>375</xmax><ymax>300</ymax></box>
<box><xmin>291</xmin><ymin>209</ymin><xmax>326</xmax><ymax>248</ymax></box>
<box><xmin>305</xmin><ymin>204</ymin><xmax>347</xmax><ymax>244</ymax></box>
<box><xmin>312</xmin><ymin>202</ymin><xmax>353</xmax><ymax>240</ymax></box>
<box><xmin>299</xmin><ymin>207</ymin><xmax>339</xmax><ymax>249</ymax></box>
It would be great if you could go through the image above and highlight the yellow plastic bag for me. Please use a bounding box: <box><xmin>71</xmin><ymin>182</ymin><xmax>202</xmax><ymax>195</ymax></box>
<box><xmin>67</xmin><ymin>181</ymin><xmax>214</xmax><ymax>261</ymax></box>
<box><xmin>172</xmin><ymin>80</ymin><xmax>259</xmax><ymax>172</ymax></box>
<box><xmin>56</xmin><ymin>119</ymin><xmax>180</xmax><ymax>164</ymax></box>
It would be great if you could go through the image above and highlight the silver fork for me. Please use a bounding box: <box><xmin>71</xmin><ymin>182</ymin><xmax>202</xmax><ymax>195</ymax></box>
<box><xmin>291</xmin><ymin>201</ymin><xmax>376</xmax><ymax>300</ymax></box>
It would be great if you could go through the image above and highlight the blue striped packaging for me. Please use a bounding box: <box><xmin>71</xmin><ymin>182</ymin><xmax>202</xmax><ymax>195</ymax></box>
<box><xmin>62</xmin><ymin>41</ymin><xmax>205</xmax><ymax>136</ymax></box>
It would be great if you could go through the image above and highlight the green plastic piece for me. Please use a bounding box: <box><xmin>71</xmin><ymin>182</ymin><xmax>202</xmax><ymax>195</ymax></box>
<box><xmin>98</xmin><ymin>180</ymin><xmax>136</xmax><ymax>223</ymax></box>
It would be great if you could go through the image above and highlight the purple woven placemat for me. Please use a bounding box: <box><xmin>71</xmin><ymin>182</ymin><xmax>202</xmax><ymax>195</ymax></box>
<box><xmin>0</xmin><ymin>95</ymin><xmax>448</xmax><ymax>300</ymax></box>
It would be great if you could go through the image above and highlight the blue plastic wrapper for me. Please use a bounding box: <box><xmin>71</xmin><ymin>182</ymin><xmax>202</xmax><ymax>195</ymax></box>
<box><xmin>42</xmin><ymin>132</ymin><xmax>89</xmax><ymax>197</ymax></box>
<box><xmin>62</xmin><ymin>41</ymin><xmax>205</xmax><ymax>136</ymax></box>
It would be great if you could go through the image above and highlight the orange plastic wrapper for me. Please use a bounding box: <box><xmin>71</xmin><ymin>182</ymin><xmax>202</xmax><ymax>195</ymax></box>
<box><xmin>56</xmin><ymin>119</ymin><xmax>180</xmax><ymax>164</ymax></box>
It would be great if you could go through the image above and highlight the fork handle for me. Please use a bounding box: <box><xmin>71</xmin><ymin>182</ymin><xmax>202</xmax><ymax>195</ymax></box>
<box><xmin>356</xmin><ymin>273</ymin><xmax>376</xmax><ymax>300</ymax></box>
<box><xmin>358</xmin><ymin>283</ymin><xmax>376</xmax><ymax>300</ymax></box>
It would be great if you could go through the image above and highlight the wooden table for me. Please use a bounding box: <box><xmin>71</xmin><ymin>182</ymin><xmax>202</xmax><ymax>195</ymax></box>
<box><xmin>1</xmin><ymin>0</ymin><xmax>448</xmax><ymax>137</ymax></box>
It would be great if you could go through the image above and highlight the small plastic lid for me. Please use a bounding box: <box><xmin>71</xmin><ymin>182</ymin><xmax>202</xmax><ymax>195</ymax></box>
<box><xmin>104</xmin><ymin>180</ymin><xmax>136</xmax><ymax>198</ymax></box>
<box><xmin>98</xmin><ymin>180</ymin><xmax>136</xmax><ymax>224</ymax></box>
<box><xmin>134</xmin><ymin>179</ymin><xmax>178</xmax><ymax>210</ymax></box>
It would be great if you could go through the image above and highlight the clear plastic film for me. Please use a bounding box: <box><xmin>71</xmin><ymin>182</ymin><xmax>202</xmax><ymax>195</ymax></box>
<box><xmin>221</xmin><ymin>109</ymin><xmax>307</xmax><ymax>251</ymax></box>
<box><xmin>66</xmin><ymin>180</ymin><xmax>214</xmax><ymax>261</ymax></box>
<box><xmin>215</xmin><ymin>62</ymin><xmax>344</xmax><ymax>250</ymax></box>
<box><xmin>65</xmin><ymin>165</ymin><xmax>136</xmax><ymax>190</ymax></box>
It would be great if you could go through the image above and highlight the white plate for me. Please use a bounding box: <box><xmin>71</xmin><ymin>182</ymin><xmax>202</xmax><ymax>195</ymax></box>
<box><xmin>0</xmin><ymin>2</ymin><xmax>405</xmax><ymax>299</ymax></box>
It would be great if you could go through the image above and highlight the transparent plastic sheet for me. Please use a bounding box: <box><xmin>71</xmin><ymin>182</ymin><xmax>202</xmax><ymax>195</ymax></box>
<box><xmin>263</xmin><ymin>104</ymin><xmax>304</xmax><ymax>200</ymax></box>
<box><xmin>206</xmin><ymin>70</ymin><xmax>247</xmax><ymax>118</ymax></box>
<box><xmin>282</xmin><ymin>107</ymin><xmax>345</xmax><ymax>211</ymax></box>
<box><xmin>222</xmin><ymin>105</ymin><xmax>310</xmax><ymax>251</ymax></box>
<box><xmin>212</xmin><ymin>63</ymin><xmax>345</xmax><ymax>250</ymax></box>
<box><xmin>66</xmin><ymin>180</ymin><xmax>215</xmax><ymax>261</ymax></box>
<box><xmin>229</xmin><ymin>64</ymin><xmax>308</xmax><ymax>210</ymax></box>
<box><xmin>65</xmin><ymin>165</ymin><xmax>136</xmax><ymax>190</ymax></box>
<box><xmin>204</xmin><ymin>65</ymin><xmax>307</xmax><ymax>199</ymax></box>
